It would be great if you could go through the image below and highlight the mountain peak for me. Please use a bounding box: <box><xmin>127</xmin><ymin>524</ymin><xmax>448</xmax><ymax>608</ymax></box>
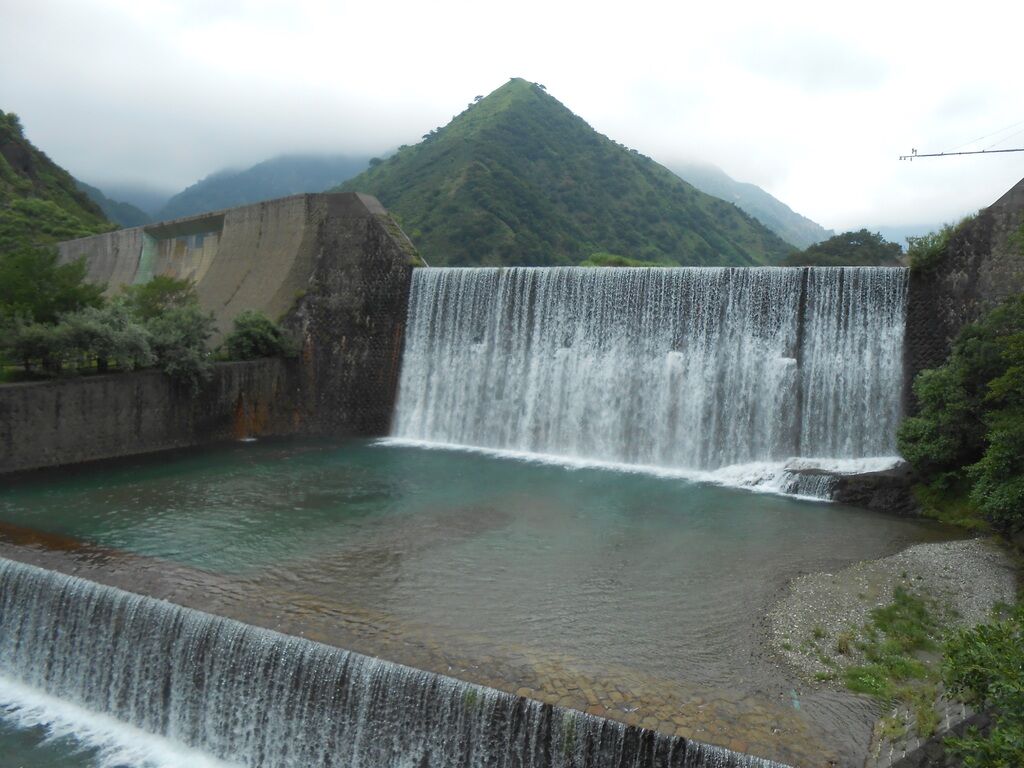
<box><xmin>338</xmin><ymin>83</ymin><xmax>794</xmax><ymax>267</ymax></box>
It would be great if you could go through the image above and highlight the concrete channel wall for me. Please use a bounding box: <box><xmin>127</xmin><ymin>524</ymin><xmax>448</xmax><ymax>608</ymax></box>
<box><xmin>1</xmin><ymin>193</ymin><xmax>419</xmax><ymax>474</ymax></box>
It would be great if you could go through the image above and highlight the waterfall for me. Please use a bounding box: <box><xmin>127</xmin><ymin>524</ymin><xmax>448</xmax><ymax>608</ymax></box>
<box><xmin>392</xmin><ymin>267</ymin><xmax>907</xmax><ymax>475</ymax></box>
<box><xmin>0</xmin><ymin>556</ymin><xmax>785</xmax><ymax>768</ymax></box>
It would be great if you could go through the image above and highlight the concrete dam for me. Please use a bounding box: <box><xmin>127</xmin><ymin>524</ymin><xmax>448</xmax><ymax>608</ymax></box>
<box><xmin>58</xmin><ymin>192</ymin><xmax>414</xmax><ymax>338</ymax></box>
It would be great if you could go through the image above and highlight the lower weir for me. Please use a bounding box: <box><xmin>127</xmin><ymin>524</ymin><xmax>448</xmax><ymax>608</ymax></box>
<box><xmin>0</xmin><ymin>556</ymin><xmax>782</xmax><ymax>768</ymax></box>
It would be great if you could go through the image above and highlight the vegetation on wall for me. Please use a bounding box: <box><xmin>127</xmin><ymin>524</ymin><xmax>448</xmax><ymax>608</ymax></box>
<box><xmin>782</xmin><ymin>229</ymin><xmax>903</xmax><ymax>267</ymax></box>
<box><xmin>897</xmin><ymin>293</ymin><xmax>1024</xmax><ymax>534</ymax></box>
<box><xmin>338</xmin><ymin>79</ymin><xmax>795</xmax><ymax>267</ymax></box>
<box><xmin>223</xmin><ymin>310</ymin><xmax>295</xmax><ymax>360</ymax></box>
<box><xmin>906</xmin><ymin>215</ymin><xmax>977</xmax><ymax>274</ymax></box>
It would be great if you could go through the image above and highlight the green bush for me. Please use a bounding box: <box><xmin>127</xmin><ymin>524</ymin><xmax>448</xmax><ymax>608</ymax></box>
<box><xmin>145</xmin><ymin>305</ymin><xmax>216</xmax><ymax>392</ymax></box>
<box><xmin>4</xmin><ymin>320</ymin><xmax>74</xmax><ymax>374</ymax></box>
<box><xmin>62</xmin><ymin>301</ymin><xmax>154</xmax><ymax>372</ymax></box>
<box><xmin>942</xmin><ymin>604</ymin><xmax>1024</xmax><ymax>767</ymax></box>
<box><xmin>898</xmin><ymin>294</ymin><xmax>1024</xmax><ymax>532</ymax></box>
<box><xmin>222</xmin><ymin>310</ymin><xmax>294</xmax><ymax>360</ymax></box>
<box><xmin>907</xmin><ymin>216</ymin><xmax>975</xmax><ymax>274</ymax></box>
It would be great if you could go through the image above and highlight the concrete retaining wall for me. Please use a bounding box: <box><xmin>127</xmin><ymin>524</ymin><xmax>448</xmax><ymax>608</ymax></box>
<box><xmin>0</xmin><ymin>360</ymin><xmax>305</xmax><ymax>474</ymax></box>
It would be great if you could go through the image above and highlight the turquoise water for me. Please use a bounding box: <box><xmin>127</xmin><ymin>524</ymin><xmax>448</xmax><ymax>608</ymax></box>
<box><xmin>0</xmin><ymin>438</ymin><xmax>949</xmax><ymax>680</ymax></box>
<box><xmin>0</xmin><ymin>439</ymin><xmax>954</xmax><ymax>766</ymax></box>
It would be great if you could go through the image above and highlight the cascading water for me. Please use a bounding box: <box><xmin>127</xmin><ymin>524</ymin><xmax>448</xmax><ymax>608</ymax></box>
<box><xmin>391</xmin><ymin>267</ymin><xmax>908</xmax><ymax>493</ymax></box>
<box><xmin>0</xmin><ymin>556</ymin><xmax>784</xmax><ymax>768</ymax></box>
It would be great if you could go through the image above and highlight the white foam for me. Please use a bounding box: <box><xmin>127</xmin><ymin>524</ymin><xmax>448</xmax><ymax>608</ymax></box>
<box><xmin>0</xmin><ymin>674</ymin><xmax>238</xmax><ymax>768</ymax></box>
<box><xmin>374</xmin><ymin>437</ymin><xmax>894</xmax><ymax>501</ymax></box>
<box><xmin>781</xmin><ymin>456</ymin><xmax>906</xmax><ymax>475</ymax></box>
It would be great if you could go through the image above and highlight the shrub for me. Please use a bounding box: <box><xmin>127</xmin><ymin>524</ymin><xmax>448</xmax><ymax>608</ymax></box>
<box><xmin>942</xmin><ymin>604</ymin><xmax>1024</xmax><ymax>767</ymax></box>
<box><xmin>145</xmin><ymin>304</ymin><xmax>216</xmax><ymax>392</ymax></box>
<box><xmin>61</xmin><ymin>301</ymin><xmax>154</xmax><ymax>372</ymax></box>
<box><xmin>4</xmin><ymin>320</ymin><xmax>74</xmax><ymax>374</ymax></box>
<box><xmin>898</xmin><ymin>294</ymin><xmax>1024</xmax><ymax>532</ymax></box>
<box><xmin>223</xmin><ymin>310</ymin><xmax>294</xmax><ymax>360</ymax></box>
<box><xmin>907</xmin><ymin>216</ymin><xmax>975</xmax><ymax>274</ymax></box>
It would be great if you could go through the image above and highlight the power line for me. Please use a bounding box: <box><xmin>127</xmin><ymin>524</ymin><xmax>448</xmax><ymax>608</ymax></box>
<box><xmin>984</xmin><ymin>125</ymin><xmax>1024</xmax><ymax>151</ymax></box>
<box><xmin>900</xmin><ymin>147</ymin><xmax>1024</xmax><ymax>160</ymax></box>
<box><xmin>946</xmin><ymin>119</ymin><xmax>1024</xmax><ymax>153</ymax></box>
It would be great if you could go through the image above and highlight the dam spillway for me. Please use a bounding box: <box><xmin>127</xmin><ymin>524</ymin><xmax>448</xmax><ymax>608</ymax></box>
<box><xmin>392</xmin><ymin>266</ymin><xmax>908</xmax><ymax>474</ymax></box>
<box><xmin>0</xmin><ymin>555</ymin><xmax>781</xmax><ymax>768</ymax></box>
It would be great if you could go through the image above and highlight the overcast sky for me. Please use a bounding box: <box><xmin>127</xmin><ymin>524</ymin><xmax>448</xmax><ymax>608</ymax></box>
<box><xmin>2</xmin><ymin>0</ymin><xmax>1023</xmax><ymax>233</ymax></box>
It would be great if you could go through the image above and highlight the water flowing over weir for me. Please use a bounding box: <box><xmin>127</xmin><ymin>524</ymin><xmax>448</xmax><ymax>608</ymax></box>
<box><xmin>392</xmin><ymin>267</ymin><xmax>908</xmax><ymax>478</ymax></box>
<box><xmin>0</xmin><ymin>556</ymin><xmax>784</xmax><ymax>768</ymax></box>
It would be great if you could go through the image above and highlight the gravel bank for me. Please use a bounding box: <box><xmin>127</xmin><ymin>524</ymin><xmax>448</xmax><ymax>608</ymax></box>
<box><xmin>767</xmin><ymin>537</ymin><xmax>1018</xmax><ymax>681</ymax></box>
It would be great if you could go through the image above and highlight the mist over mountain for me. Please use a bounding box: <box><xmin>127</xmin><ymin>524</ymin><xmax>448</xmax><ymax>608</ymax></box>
<box><xmin>75</xmin><ymin>180</ymin><xmax>150</xmax><ymax>227</ymax></box>
<box><xmin>671</xmin><ymin>161</ymin><xmax>833</xmax><ymax>250</ymax></box>
<box><xmin>337</xmin><ymin>79</ymin><xmax>794</xmax><ymax>267</ymax></box>
<box><xmin>158</xmin><ymin>154</ymin><xmax>371</xmax><ymax>220</ymax></box>
<box><xmin>92</xmin><ymin>183</ymin><xmax>173</xmax><ymax>217</ymax></box>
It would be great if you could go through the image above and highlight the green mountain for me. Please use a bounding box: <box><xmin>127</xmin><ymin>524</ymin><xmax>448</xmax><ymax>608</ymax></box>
<box><xmin>672</xmin><ymin>161</ymin><xmax>833</xmax><ymax>249</ymax></box>
<box><xmin>159</xmin><ymin>154</ymin><xmax>371</xmax><ymax>220</ymax></box>
<box><xmin>0</xmin><ymin>110</ymin><xmax>114</xmax><ymax>252</ymax></box>
<box><xmin>336</xmin><ymin>79</ymin><xmax>795</xmax><ymax>266</ymax></box>
<box><xmin>76</xmin><ymin>180</ymin><xmax>151</xmax><ymax>227</ymax></box>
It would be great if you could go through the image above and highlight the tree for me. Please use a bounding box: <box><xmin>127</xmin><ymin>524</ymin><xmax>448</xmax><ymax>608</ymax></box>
<box><xmin>62</xmin><ymin>301</ymin><xmax>154</xmax><ymax>372</ymax></box>
<box><xmin>145</xmin><ymin>304</ymin><xmax>216</xmax><ymax>392</ymax></box>
<box><xmin>0</xmin><ymin>245</ymin><xmax>105</xmax><ymax>323</ymax></box>
<box><xmin>223</xmin><ymin>310</ymin><xmax>294</xmax><ymax>360</ymax></box>
<box><xmin>783</xmin><ymin>229</ymin><xmax>903</xmax><ymax>267</ymax></box>
<box><xmin>4</xmin><ymin>321</ymin><xmax>74</xmax><ymax>374</ymax></box>
<box><xmin>898</xmin><ymin>294</ymin><xmax>1024</xmax><ymax>532</ymax></box>
<box><xmin>120</xmin><ymin>275</ymin><xmax>199</xmax><ymax>320</ymax></box>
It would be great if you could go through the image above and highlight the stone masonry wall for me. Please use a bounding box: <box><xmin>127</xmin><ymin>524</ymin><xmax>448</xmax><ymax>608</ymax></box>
<box><xmin>904</xmin><ymin>177</ymin><xmax>1024</xmax><ymax>408</ymax></box>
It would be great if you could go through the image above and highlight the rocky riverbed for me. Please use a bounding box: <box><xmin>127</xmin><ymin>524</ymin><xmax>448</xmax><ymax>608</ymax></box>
<box><xmin>766</xmin><ymin>537</ymin><xmax>1019</xmax><ymax>766</ymax></box>
<box><xmin>768</xmin><ymin>537</ymin><xmax>1018</xmax><ymax>680</ymax></box>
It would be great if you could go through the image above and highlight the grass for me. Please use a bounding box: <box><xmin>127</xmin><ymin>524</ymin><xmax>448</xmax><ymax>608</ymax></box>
<box><xmin>839</xmin><ymin>587</ymin><xmax>947</xmax><ymax>740</ymax></box>
<box><xmin>912</xmin><ymin>483</ymin><xmax>989</xmax><ymax>532</ymax></box>
<box><xmin>836</xmin><ymin>632</ymin><xmax>853</xmax><ymax>655</ymax></box>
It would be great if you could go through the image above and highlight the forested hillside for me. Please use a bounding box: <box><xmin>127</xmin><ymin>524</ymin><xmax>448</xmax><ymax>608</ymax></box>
<box><xmin>338</xmin><ymin>79</ymin><xmax>795</xmax><ymax>266</ymax></box>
